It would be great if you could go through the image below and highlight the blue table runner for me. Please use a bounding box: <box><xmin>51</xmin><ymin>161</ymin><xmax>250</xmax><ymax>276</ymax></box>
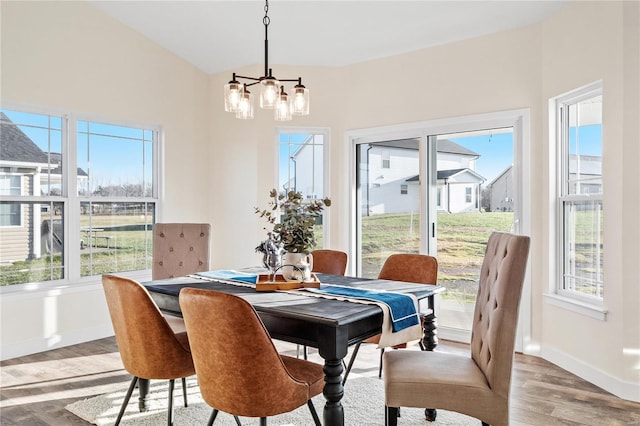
<box><xmin>305</xmin><ymin>285</ymin><xmax>420</xmax><ymax>332</ymax></box>
<box><xmin>195</xmin><ymin>270</ymin><xmax>258</xmax><ymax>284</ymax></box>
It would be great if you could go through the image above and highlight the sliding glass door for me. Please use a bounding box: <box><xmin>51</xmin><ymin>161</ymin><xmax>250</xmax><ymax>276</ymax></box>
<box><xmin>352</xmin><ymin>113</ymin><xmax>526</xmax><ymax>343</ymax></box>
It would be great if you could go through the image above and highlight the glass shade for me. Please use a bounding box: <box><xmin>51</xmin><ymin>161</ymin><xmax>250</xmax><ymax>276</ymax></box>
<box><xmin>224</xmin><ymin>81</ymin><xmax>242</xmax><ymax>112</ymax></box>
<box><xmin>274</xmin><ymin>91</ymin><xmax>292</xmax><ymax>121</ymax></box>
<box><xmin>260</xmin><ymin>77</ymin><xmax>280</xmax><ymax>109</ymax></box>
<box><xmin>236</xmin><ymin>89</ymin><xmax>254</xmax><ymax>119</ymax></box>
<box><xmin>291</xmin><ymin>85</ymin><xmax>310</xmax><ymax>116</ymax></box>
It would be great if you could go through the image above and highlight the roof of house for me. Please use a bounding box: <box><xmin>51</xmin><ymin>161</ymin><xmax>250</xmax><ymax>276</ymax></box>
<box><xmin>371</xmin><ymin>138</ymin><xmax>479</xmax><ymax>157</ymax></box>
<box><xmin>0</xmin><ymin>112</ymin><xmax>49</xmax><ymax>164</ymax></box>
<box><xmin>406</xmin><ymin>168</ymin><xmax>486</xmax><ymax>182</ymax></box>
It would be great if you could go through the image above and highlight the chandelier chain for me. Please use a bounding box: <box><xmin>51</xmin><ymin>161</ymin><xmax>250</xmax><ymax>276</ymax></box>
<box><xmin>263</xmin><ymin>0</ymin><xmax>270</xmax><ymax>27</ymax></box>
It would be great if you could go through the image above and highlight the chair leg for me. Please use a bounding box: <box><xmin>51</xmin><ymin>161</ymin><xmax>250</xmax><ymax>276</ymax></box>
<box><xmin>260</xmin><ymin>417</ymin><xmax>267</xmax><ymax>426</ymax></box>
<box><xmin>181</xmin><ymin>377</ymin><xmax>188</xmax><ymax>407</ymax></box>
<box><xmin>425</xmin><ymin>408</ymin><xmax>437</xmax><ymax>421</ymax></box>
<box><xmin>233</xmin><ymin>415</ymin><xmax>242</xmax><ymax>425</ymax></box>
<box><xmin>167</xmin><ymin>379</ymin><xmax>175</xmax><ymax>426</ymax></box>
<box><xmin>307</xmin><ymin>399</ymin><xmax>321</xmax><ymax>426</ymax></box>
<box><xmin>207</xmin><ymin>409</ymin><xmax>218</xmax><ymax>426</ymax></box>
<box><xmin>378</xmin><ymin>347</ymin><xmax>385</xmax><ymax>378</ymax></box>
<box><xmin>342</xmin><ymin>342</ymin><xmax>362</xmax><ymax>385</ymax></box>
<box><xmin>385</xmin><ymin>406</ymin><xmax>399</xmax><ymax>426</ymax></box>
<box><xmin>115</xmin><ymin>376</ymin><xmax>138</xmax><ymax>426</ymax></box>
<box><xmin>481</xmin><ymin>423</ymin><xmax>489</xmax><ymax>426</ymax></box>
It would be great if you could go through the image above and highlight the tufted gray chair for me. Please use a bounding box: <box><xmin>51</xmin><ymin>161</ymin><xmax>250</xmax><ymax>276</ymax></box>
<box><xmin>383</xmin><ymin>232</ymin><xmax>530</xmax><ymax>426</ymax></box>
<box><xmin>152</xmin><ymin>223</ymin><xmax>211</xmax><ymax>333</ymax></box>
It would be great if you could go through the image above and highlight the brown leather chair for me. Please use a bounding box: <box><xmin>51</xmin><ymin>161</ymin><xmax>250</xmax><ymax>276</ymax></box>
<box><xmin>311</xmin><ymin>249</ymin><xmax>348</xmax><ymax>275</ymax></box>
<box><xmin>152</xmin><ymin>223</ymin><xmax>211</xmax><ymax>333</ymax></box>
<box><xmin>179</xmin><ymin>288</ymin><xmax>323</xmax><ymax>426</ymax></box>
<box><xmin>343</xmin><ymin>253</ymin><xmax>438</xmax><ymax>384</ymax></box>
<box><xmin>383</xmin><ymin>232</ymin><xmax>530</xmax><ymax>426</ymax></box>
<box><xmin>102</xmin><ymin>275</ymin><xmax>196</xmax><ymax>426</ymax></box>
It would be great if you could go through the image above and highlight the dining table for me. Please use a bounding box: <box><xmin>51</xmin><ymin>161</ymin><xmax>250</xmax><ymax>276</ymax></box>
<box><xmin>143</xmin><ymin>271</ymin><xmax>445</xmax><ymax>426</ymax></box>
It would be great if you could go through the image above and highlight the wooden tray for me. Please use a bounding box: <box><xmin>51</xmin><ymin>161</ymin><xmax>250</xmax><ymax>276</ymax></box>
<box><xmin>255</xmin><ymin>273</ymin><xmax>321</xmax><ymax>291</ymax></box>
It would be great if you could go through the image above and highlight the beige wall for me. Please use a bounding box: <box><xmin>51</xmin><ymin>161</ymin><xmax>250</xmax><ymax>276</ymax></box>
<box><xmin>1</xmin><ymin>1</ymin><xmax>211</xmax><ymax>357</ymax></box>
<box><xmin>1</xmin><ymin>0</ymin><xmax>638</xmax><ymax>401</ymax></box>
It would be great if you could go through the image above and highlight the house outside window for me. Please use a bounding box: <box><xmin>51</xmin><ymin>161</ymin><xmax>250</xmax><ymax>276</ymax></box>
<box><xmin>465</xmin><ymin>186</ymin><xmax>472</xmax><ymax>203</ymax></box>
<box><xmin>0</xmin><ymin>108</ymin><xmax>159</xmax><ymax>287</ymax></box>
<box><xmin>554</xmin><ymin>82</ymin><xmax>603</xmax><ymax>302</ymax></box>
<box><xmin>400</xmin><ymin>184</ymin><xmax>408</xmax><ymax>195</ymax></box>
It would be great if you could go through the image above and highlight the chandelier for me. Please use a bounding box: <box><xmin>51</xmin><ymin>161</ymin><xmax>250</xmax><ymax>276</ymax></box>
<box><xmin>224</xmin><ymin>0</ymin><xmax>310</xmax><ymax>121</ymax></box>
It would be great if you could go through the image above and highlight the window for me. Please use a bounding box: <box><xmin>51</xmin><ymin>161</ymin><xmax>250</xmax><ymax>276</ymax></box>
<box><xmin>465</xmin><ymin>187</ymin><xmax>472</xmax><ymax>203</ymax></box>
<box><xmin>554</xmin><ymin>83</ymin><xmax>603</xmax><ymax>301</ymax></box>
<box><xmin>278</xmin><ymin>129</ymin><xmax>329</xmax><ymax>247</ymax></box>
<box><xmin>0</xmin><ymin>176</ymin><xmax>22</xmax><ymax>226</ymax></box>
<box><xmin>400</xmin><ymin>184</ymin><xmax>408</xmax><ymax>195</ymax></box>
<box><xmin>0</xmin><ymin>107</ymin><xmax>159</xmax><ymax>287</ymax></box>
<box><xmin>382</xmin><ymin>151</ymin><xmax>390</xmax><ymax>169</ymax></box>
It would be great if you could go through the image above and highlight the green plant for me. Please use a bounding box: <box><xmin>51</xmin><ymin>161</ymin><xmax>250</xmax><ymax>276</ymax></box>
<box><xmin>255</xmin><ymin>189</ymin><xmax>331</xmax><ymax>254</ymax></box>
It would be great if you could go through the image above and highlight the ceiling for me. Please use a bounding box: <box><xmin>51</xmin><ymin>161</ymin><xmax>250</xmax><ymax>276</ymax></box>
<box><xmin>90</xmin><ymin>1</ymin><xmax>568</xmax><ymax>75</ymax></box>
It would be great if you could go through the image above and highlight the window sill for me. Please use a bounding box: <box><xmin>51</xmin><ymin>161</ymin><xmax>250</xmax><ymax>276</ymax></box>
<box><xmin>543</xmin><ymin>293</ymin><xmax>608</xmax><ymax>321</ymax></box>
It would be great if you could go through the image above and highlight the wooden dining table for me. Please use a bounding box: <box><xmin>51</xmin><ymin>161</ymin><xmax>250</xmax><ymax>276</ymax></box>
<box><xmin>144</xmin><ymin>272</ymin><xmax>444</xmax><ymax>426</ymax></box>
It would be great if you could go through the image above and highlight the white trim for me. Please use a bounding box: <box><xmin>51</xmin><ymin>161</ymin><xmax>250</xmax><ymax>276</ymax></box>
<box><xmin>543</xmin><ymin>293</ymin><xmax>608</xmax><ymax>320</ymax></box>
<box><xmin>438</xmin><ymin>326</ymin><xmax>471</xmax><ymax>344</ymax></box>
<box><xmin>275</xmin><ymin>126</ymin><xmax>332</xmax><ymax>248</ymax></box>
<box><xmin>541</xmin><ymin>344</ymin><xmax>640</xmax><ymax>402</ymax></box>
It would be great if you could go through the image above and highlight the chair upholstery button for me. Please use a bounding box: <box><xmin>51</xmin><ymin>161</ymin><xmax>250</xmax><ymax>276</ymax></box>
<box><xmin>160</xmin><ymin>233</ymin><xmax>165</xmax><ymax>237</ymax></box>
<box><xmin>190</xmin><ymin>247</ymin><xmax>194</xmax><ymax>251</ymax></box>
<box><xmin>159</xmin><ymin>261</ymin><xmax>163</xmax><ymax>266</ymax></box>
<box><xmin>179</xmin><ymin>261</ymin><xmax>183</xmax><ymax>266</ymax></box>
<box><xmin>200</xmin><ymin>232</ymin><xmax>205</xmax><ymax>237</ymax></box>
<box><xmin>169</xmin><ymin>247</ymin><xmax>174</xmax><ymax>252</ymax></box>
<box><xmin>199</xmin><ymin>260</ymin><xmax>203</xmax><ymax>265</ymax></box>
<box><xmin>180</xmin><ymin>233</ymin><xmax>184</xmax><ymax>237</ymax></box>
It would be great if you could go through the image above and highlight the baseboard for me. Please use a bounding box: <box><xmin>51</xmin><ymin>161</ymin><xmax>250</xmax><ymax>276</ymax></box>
<box><xmin>0</xmin><ymin>324</ymin><xmax>114</xmax><ymax>361</ymax></box>
<box><xmin>541</xmin><ymin>345</ymin><xmax>640</xmax><ymax>402</ymax></box>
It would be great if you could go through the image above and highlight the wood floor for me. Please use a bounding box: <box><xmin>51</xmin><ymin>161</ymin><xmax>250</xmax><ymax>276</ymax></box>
<box><xmin>1</xmin><ymin>337</ymin><xmax>639</xmax><ymax>425</ymax></box>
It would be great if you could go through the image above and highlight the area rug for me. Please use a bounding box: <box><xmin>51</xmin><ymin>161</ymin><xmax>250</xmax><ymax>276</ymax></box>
<box><xmin>66</xmin><ymin>376</ymin><xmax>477</xmax><ymax>425</ymax></box>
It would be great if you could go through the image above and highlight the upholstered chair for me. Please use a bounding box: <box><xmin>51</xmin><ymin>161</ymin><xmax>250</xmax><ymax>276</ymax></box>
<box><xmin>152</xmin><ymin>223</ymin><xmax>211</xmax><ymax>333</ymax></box>
<box><xmin>152</xmin><ymin>223</ymin><xmax>211</xmax><ymax>280</ymax></box>
<box><xmin>179</xmin><ymin>288</ymin><xmax>324</xmax><ymax>426</ymax></box>
<box><xmin>343</xmin><ymin>253</ymin><xmax>438</xmax><ymax>383</ymax></box>
<box><xmin>383</xmin><ymin>232</ymin><xmax>530</xmax><ymax>426</ymax></box>
<box><xmin>311</xmin><ymin>249</ymin><xmax>348</xmax><ymax>275</ymax></box>
<box><xmin>101</xmin><ymin>275</ymin><xmax>196</xmax><ymax>426</ymax></box>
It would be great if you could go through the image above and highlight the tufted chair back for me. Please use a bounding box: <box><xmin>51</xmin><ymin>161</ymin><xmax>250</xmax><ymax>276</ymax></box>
<box><xmin>311</xmin><ymin>249</ymin><xmax>348</xmax><ymax>275</ymax></box>
<box><xmin>152</xmin><ymin>223</ymin><xmax>210</xmax><ymax>280</ymax></box>
<box><xmin>470</xmin><ymin>232</ymin><xmax>530</xmax><ymax>399</ymax></box>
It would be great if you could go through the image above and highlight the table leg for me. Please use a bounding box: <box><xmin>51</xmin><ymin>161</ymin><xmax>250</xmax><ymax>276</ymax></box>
<box><xmin>422</xmin><ymin>312</ymin><xmax>438</xmax><ymax>351</ymax></box>
<box><xmin>138</xmin><ymin>378</ymin><xmax>150</xmax><ymax>412</ymax></box>
<box><xmin>322</xmin><ymin>358</ymin><xmax>345</xmax><ymax>426</ymax></box>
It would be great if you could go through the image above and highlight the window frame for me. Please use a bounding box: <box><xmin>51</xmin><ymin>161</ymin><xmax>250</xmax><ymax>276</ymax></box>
<box><xmin>553</xmin><ymin>82</ymin><xmax>604</xmax><ymax>306</ymax></box>
<box><xmin>0</xmin><ymin>103</ymin><xmax>162</xmax><ymax>291</ymax></box>
<box><xmin>276</xmin><ymin>126</ymin><xmax>331</xmax><ymax>249</ymax></box>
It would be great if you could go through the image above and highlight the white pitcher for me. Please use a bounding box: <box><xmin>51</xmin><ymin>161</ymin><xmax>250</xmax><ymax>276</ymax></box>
<box><xmin>282</xmin><ymin>252</ymin><xmax>314</xmax><ymax>282</ymax></box>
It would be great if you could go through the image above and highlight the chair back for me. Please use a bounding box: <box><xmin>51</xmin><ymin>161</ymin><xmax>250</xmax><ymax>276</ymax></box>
<box><xmin>152</xmin><ymin>223</ymin><xmax>210</xmax><ymax>280</ymax></box>
<box><xmin>179</xmin><ymin>288</ymin><xmax>310</xmax><ymax>417</ymax></box>
<box><xmin>311</xmin><ymin>249</ymin><xmax>348</xmax><ymax>275</ymax></box>
<box><xmin>470</xmin><ymin>232</ymin><xmax>530</xmax><ymax>399</ymax></box>
<box><xmin>378</xmin><ymin>253</ymin><xmax>438</xmax><ymax>284</ymax></box>
<box><xmin>101</xmin><ymin>275</ymin><xmax>194</xmax><ymax>380</ymax></box>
